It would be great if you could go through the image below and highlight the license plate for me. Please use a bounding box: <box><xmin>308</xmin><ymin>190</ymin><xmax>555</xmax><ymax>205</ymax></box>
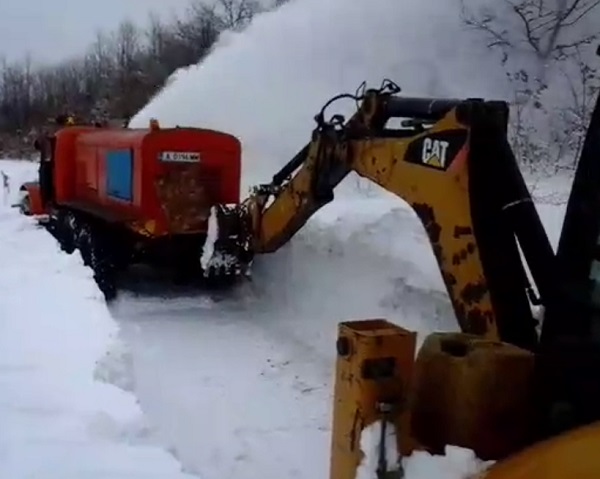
<box><xmin>159</xmin><ymin>151</ymin><xmax>201</xmax><ymax>163</ymax></box>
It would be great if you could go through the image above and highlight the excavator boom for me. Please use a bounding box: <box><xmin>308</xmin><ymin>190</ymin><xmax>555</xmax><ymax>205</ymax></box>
<box><xmin>229</xmin><ymin>81</ymin><xmax>557</xmax><ymax>351</ymax></box>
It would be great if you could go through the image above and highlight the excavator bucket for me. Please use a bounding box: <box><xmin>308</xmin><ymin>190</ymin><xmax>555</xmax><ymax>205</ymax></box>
<box><xmin>200</xmin><ymin>203</ymin><xmax>254</xmax><ymax>279</ymax></box>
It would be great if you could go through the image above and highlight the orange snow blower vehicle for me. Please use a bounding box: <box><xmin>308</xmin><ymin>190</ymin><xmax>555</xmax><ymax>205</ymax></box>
<box><xmin>19</xmin><ymin>119</ymin><xmax>248</xmax><ymax>299</ymax></box>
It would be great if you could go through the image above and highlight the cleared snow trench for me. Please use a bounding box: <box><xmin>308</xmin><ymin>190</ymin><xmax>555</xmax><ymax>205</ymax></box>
<box><xmin>0</xmin><ymin>160</ymin><xmax>192</xmax><ymax>478</ymax></box>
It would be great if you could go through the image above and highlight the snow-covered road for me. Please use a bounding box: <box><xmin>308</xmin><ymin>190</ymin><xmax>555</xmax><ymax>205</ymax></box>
<box><xmin>106</xmin><ymin>185</ymin><xmax>568</xmax><ymax>479</ymax></box>
<box><xmin>109</xmin><ymin>195</ymin><xmax>458</xmax><ymax>478</ymax></box>
<box><xmin>1</xmin><ymin>159</ymin><xmax>511</xmax><ymax>478</ymax></box>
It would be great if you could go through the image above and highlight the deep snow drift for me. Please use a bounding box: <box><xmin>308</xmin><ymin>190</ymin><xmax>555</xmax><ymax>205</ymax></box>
<box><xmin>0</xmin><ymin>159</ymin><xmax>193</xmax><ymax>479</ymax></box>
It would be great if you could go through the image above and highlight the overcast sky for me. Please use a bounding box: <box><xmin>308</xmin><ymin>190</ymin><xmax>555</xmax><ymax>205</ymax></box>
<box><xmin>0</xmin><ymin>0</ymin><xmax>192</xmax><ymax>65</ymax></box>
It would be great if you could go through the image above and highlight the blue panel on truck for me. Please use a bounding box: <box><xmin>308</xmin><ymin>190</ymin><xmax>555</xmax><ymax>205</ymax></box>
<box><xmin>106</xmin><ymin>149</ymin><xmax>133</xmax><ymax>201</ymax></box>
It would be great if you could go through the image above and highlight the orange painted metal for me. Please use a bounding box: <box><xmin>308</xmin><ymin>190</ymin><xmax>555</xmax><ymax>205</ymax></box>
<box><xmin>50</xmin><ymin>125</ymin><xmax>241</xmax><ymax>236</ymax></box>
<box><xmin>20</xmin><ymin>182</ymin><xmax>46</xmax><ymax>216</ymax></box>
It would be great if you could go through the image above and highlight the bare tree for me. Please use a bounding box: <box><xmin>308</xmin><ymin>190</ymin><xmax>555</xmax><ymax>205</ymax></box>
<box><xmin>461</xmin><ymin>0</ymin><xmax>600</xmax><ymax>64</ymax></box>
<box><xmin>215</xmin><ymin>0</ymin><xmax>261</xmax><ymax>30</ymax></box>
<box><xmin>174</xmin><ymin>2</ymin><xmax>222</xmax><ymax>64</ymax></box>
<box><xmin>0</xmin><ymin>0</ymin><xmax>260</xmax><ymax>145</ymax></box>
<box><xmin>553</xmin><ymin>44</ymin><xmax>600</xmax><ymax>164</ymax></box>
<box><xmin>460</xmin><ymin>0</ymin><xmax>600</xmax><ymax>170</ymax></box>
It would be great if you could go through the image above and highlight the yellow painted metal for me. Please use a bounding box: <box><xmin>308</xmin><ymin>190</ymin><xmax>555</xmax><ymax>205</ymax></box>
<box><xmin>410</xmin><ymin>332</ymin><xmax>536</xmax><ymax>460</ymax></box>
<box><xmin>482</xmin><ymin>421</ymin><xmax>600</xmax><ymax>479</ymax></box>
<box><xmin>329</xmin><ymin>319</ymin><xmax>417</xmax><ymax>479</ymax></box>
<box><xmin>248</xmin><ymin>108</ymin><xmax>501</xmax><ymax>342</ymax></box>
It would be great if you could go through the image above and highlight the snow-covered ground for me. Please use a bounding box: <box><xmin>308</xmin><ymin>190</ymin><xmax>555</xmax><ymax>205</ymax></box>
<box><xmin>107</xmin><ymin>179</ymin><xmax>569</xmax><ymax>479</ymax></box>
<box><xmin>0</xmin><ymin>157</ymin><xmax>570</xmax><ymax>479</ymax></box>
<box><xmin>0</xmin><ymin>160</ymin><xmax>195</xmax><ymax>479</ymax></box>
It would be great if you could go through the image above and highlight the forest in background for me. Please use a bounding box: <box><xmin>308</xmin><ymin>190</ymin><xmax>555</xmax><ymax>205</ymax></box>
<box><xmin>0</xmin><ymin>0</ymin><xmax>598</xmax><ymax>172</ymax></box>
<box><xmin>0</xmin><ymin>0</ymin><xmax>285</xmax><ymax>157</ymax></box>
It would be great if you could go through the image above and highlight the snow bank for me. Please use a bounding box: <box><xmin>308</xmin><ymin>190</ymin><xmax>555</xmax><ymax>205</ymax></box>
<box><xmin>0</xmin><ymin>159</ymin><xmax>193</xmax><ymax>479</ymax></box>
<box><xmin>130</xmin><ymin>0</ymin><xmax>510</xmax><ymax>192</ymax></box>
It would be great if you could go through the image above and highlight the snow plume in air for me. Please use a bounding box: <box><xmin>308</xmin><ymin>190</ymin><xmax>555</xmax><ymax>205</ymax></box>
<box><xmin>131</xmin><ymin>0</ymin><xmax>508</xmax><ymax>192</ymax></box>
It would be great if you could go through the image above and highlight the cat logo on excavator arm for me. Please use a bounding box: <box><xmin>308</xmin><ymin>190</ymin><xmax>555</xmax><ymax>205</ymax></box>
<box><xmin>421</xmin><ymin>137</ymin><xmax>449</xmax><ymax>168</ymax></box>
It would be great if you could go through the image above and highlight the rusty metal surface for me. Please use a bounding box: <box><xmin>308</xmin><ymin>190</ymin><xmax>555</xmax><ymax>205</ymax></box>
<box><xmin>411</xmin><ymin>332</ymin><xmax>536</xmax><ymax>461</ymax></box>
<box><xmin>155</xmin><ymin>166</ymin><xmax>213</xmax><ymax>234</ymax></box>
<box><xmin>411</xmin><ymin>201</ymin><xmax>493</xmax><ymax>336</ymax></box>
<box><xmin>329</xmin><ymin>319</ymin><xmax>417</xmax><ymax>479</ymax></box>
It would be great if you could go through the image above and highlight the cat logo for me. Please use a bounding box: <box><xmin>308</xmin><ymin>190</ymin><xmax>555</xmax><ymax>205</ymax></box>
<box><xmin>405</xmin><ymin>129</ymin><xmax>467</xmax><ymax>170</ymax></box>
<box><xmin>421</xmin><ymin>138</ymin><xmax>450</xmax><ymax>169</ymax></box>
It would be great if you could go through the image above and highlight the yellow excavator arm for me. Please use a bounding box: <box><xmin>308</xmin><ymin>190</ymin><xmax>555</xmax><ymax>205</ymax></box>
<box><xmin>235</xmin><ymin>81</ymin><xmax>556</xmax><ymax>351</ymax></box>
<box><xmin>209</xmin><ymin>48</ymin><xmax>600</xmax><ymax>476</ymax></box>
<box><xmin>201</xmin><ymin>44</ymin><xmax>600</xmax><ymax>474</ymax></box>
